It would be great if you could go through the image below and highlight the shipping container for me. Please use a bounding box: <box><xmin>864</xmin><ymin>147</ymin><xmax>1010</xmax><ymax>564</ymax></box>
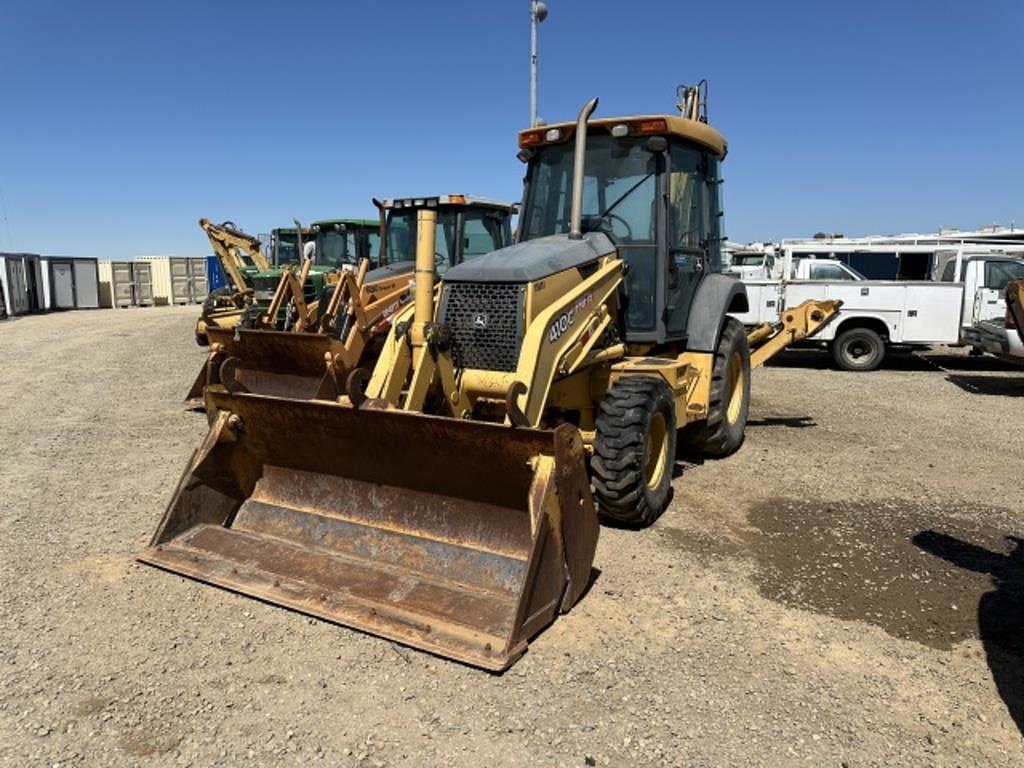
<box><xmin>41</xmin><ymin>257</ymin><xmax>100</xmax><ymax>310</ymax></box>
<box><xmin>133</xmin><ymin>260</ymin><xmax>154</xmax><ymax>306</ymax></box>
<box><xmin>135</xmin><ymin>256</ymin><xmax>208</xmax><ymax>305</ymax></box>
<box><xmin>98</xmin><ymin>261</ymin><xmax>135</xmax><ymax>307</ymax></box>
<box><xmin>188</xmin><ymin>257</ymin><xmax>208</xmax><ymax>302</ymax></box>
<box><xmin>0</xmin><ymin>253</ymin><xmax>44</xmax><ymax>316</ymax></box>
<box><xmin>98</xmin><ymin>260</ymin><xmax>157</xmax><ymax>308</ymax></box>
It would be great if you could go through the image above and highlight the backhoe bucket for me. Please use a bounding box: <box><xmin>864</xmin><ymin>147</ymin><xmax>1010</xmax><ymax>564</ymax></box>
<box><xmin>139</xmin><ymin>392</ymin><xmax>599</xmax><ymax>671</ymax></box>
<box><xmin>185</xmin><ymin>327</ymin><xmax>343</xmax><ymax>404</ymax></box>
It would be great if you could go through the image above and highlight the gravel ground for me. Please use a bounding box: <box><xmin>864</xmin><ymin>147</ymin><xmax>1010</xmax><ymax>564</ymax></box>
<box><xmin>1</xmin><ymin>305</ymin><xmax>1022</xmax><ymax>767</ymax></box>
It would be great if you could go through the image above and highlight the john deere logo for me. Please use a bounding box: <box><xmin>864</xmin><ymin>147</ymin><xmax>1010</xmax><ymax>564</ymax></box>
<box><xmin>472</xmin><ymin>313</ymin><xmax>488</xmax><ymax>330</ymax></box>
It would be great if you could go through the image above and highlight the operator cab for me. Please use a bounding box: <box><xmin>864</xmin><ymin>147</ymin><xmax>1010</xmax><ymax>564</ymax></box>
<box><xmin>310</xmin><ymin>219</ymin><xmax>380</xmax><ymax>270</ymax></box>
<box><xmin>516</xmin><ymin>87</ymin><xmax>729</xmax><ymax>344</ymax></box>
<box><xmin>377</xmin><ymin>195</ymin><xmax>516</xmax><ymax>277</ymax></box>
<box><xmin>269</xmin><ymin>227</ymin><xmax>306</xmax><ymax>266</ymax></box>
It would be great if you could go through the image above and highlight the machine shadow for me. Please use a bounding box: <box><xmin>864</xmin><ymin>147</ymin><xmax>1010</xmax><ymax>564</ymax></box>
<box><xmin>746</xmin><ymin>416</ymin><xmax>817</xmax><ymax>429</ymax></box>
<box><xmin>912</xmin><ymin>530</ymin><xmax>1024</xmax><ymax>735</ymax></box>
<box><xmin>945</xmin><ymin>375</ymin><xmax>1024</xmax><ymax>397</ymax></box>
<box><xmin>763</xmin><ymin>349</ymin><xmax>934</xmax><ymax>372</ymax></box>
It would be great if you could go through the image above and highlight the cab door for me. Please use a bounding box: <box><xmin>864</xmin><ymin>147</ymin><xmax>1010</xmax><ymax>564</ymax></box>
<box><xmin>665</xmin><ymin>145</ymin><xmax>717</xmax><ymax>338</ymax></box>
<box><xmin>974</xmin><ymin>260</ymin><xmax>1024</xmax><ymax>322</ymax></box>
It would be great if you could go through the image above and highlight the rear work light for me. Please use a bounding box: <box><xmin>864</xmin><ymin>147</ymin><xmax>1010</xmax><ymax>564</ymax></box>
<box><xmin>638</xmin><ymin>119</ymin><xmax>667</xmax><ymax>134</ymax></box>
<box><xmin>519</xmin><ymin>130</ymin><xmax>543</xmax><ymax>147</ymax></box>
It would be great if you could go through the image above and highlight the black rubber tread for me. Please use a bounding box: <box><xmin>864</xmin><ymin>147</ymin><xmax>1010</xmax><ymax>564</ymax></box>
<box><xmin>591</xmin><ymin>376</ymin><xmax>676</xmax><ymax>528</ymax></box>
<box><xmin>831</xmin><ymin>326</ymin><xmax>885</xmax><ymax>372</ymax></box>
<box><xmin>687</xmin><ymin>317</ymin><xmax>751</xmax><ymax>458</ymax></box>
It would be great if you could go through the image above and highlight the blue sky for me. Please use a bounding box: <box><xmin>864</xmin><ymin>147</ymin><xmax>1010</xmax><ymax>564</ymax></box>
<box><xmin>0</xmin><ymin>0</ymin><xmax>1020</xmax><ymax>257</ymax></box>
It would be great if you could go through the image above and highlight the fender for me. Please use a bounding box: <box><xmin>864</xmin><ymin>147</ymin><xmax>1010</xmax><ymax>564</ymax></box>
<box><xmin>685</xmin><ymin>274</ymin><xmax>749</xmax><ymax>353</ymax></box>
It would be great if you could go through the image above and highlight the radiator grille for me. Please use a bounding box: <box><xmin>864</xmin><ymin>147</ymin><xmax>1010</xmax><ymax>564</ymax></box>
<box><xmin>440</xmin><ymin>282</ymin><xmax>524</xmax><ymax>372</ymax></box>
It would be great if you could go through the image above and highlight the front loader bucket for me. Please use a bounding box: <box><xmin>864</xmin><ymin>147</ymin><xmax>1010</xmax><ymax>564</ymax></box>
<box><xmin>139</xmin><ymin>393</ymin><xmax>599</xmax><ymax>671</ymax></box>
<box><xmin>185</xmin><ymin>328</ymin><xmax>343</xmax><ymax>403</ymax></box>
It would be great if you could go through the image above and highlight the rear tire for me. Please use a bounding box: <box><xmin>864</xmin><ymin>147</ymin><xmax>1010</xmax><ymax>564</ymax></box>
<box><xmin>832</xmin><ymin>326</ymin><xmax>885</xmax><ymax>371</ymax></box>
<box><xmin>592</xmin><ymin>376</ymin><xmax>676</xmax><ymax>528</ymax></box>
<box><xmin>683</xmin><ymin>317</ymin><xmax>751</xmax><ymax>458</ymax></box>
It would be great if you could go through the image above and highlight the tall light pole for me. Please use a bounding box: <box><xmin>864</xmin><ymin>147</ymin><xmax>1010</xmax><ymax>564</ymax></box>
<box><xmin>530</xmin><ymin>1</ymin><xmax>548</xmax><ymax>127</ymax></box>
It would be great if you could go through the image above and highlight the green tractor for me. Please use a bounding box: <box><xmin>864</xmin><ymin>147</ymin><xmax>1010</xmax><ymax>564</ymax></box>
<box><xmin>244</xmin><ymin>218</ymin><xmax>381</xmax><ymax>329</ymax></box>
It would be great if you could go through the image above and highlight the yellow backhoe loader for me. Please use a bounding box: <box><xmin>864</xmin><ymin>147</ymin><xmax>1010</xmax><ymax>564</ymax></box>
<box><xmin>186</xmin><ymin>196</ymin><xmax>515</xmax><ymax>404</ymax></box>
<box><xmin>1007</xmin><ymin>278</ymin><xmax>1024</xmax><ymax>346</ymax></box>
<box><xmin>187</xmin><ymin>255</ymin><xmax>412</xmax><ymax>402</ymax></box>
<box><xmin>142</xmin><ymin>87</ymin><xmax>839</xmax><ymax>671</ymax></box>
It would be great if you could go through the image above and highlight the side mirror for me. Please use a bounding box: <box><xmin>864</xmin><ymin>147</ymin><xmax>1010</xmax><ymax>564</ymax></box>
<box><xmin>517</xmin><ymin>148</ymin><xmax>536</xmax><ymax>163</ymax></box>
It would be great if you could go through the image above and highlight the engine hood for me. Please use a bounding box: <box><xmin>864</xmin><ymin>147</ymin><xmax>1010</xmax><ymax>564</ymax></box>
<box><xmin>444</xmin><ymin>232</ymin><xmax>615</xmax><ymax>283</ymax></box>
<box><xmin>365</xmin><ymin>261</ymin><xmax>414</xmax><ymax>283</ymax></box>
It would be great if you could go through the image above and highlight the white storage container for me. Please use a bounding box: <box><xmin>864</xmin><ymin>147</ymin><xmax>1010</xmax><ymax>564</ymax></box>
<box><xmin>40</xmin><ymin>257</ymin><xmax>100</xmax><ymax>310</ymax></box>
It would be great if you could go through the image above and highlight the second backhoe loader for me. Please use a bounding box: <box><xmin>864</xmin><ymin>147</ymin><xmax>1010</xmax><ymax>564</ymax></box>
<box><xmin>186</xmin><ymin>196</ymin><xmax>515</xmax><ymax>404</ymax></box>
<box><xmin>142</xmin><ymin>87</ymin><xmax>839</xmax><ymax>671</ymax></box>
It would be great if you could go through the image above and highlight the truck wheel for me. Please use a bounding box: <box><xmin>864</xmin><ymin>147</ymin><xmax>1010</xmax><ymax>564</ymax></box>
<box><xmin>832</xmin><ymin>327</ymin><xmax>885</xmax><ymax>371</ymax></box>
<box><xmin>592</xmin><ymin>376</ymin><xmax>677</xmax><ymax>528</ymax></box>
<box><xmin>685</xmin><ymin>317</ymin><xmax>751</xmax><ymax>458</ymax></box>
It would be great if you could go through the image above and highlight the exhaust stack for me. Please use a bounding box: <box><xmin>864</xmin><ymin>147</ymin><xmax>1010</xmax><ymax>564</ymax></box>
<box><xmin>568</xmin><ymin>97</ymin><xmax>598</xmax><ymax>240</ymax></box>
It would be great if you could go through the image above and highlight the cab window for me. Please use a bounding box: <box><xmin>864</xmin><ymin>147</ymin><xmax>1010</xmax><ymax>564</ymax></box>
<box><xmin>809</xmin><ymin>262</ymin><xmax>856</xmax><ymax>281</ymax></box>
<box><xmin>461</xmin><ymin>210</ymin><xmax>505</xmax><ymax>260</ymax></box>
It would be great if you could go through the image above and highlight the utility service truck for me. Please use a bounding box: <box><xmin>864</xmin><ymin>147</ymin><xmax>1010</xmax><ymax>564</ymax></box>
<box><xmin>732</xmin><ymin>247</ymin><xmax>1024</xmax><ymax>370</ymax></box>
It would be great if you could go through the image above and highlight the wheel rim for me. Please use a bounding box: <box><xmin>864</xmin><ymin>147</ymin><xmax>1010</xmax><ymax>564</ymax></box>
<box><xmin>643</xmin><ymin>411</ymin><xmax>669</xmax><ymax>490</ymax></box>
<box><xmin>726</xmin><ymin>350</ymin><xmax>745</xmax><ymax>425</ymax></box>
<box><xmin>844</xmin><ymin>337</ymin><xmax>875</xmax><ymax>365</ymax></box>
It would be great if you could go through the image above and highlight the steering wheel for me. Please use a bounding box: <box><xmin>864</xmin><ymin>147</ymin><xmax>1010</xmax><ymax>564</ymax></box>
<box><xmin>601</xmin><ymin>213</ymin><xmax>633</xmax><ymax>241</ymax></box>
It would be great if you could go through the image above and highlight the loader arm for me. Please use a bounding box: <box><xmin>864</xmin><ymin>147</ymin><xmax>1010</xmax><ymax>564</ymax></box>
<box><xmin>259</xmin><ymin>257</ymin><xmax>314</xmax><ymax>329</ymax></box>
<box><xmin>510</xmin><ymin>257</ymin><xmax>625</xmax><ymax>427</ymax></box>
<box><xmin>746</xmin><ymin>299</ymin><xmax>843</xmax><ymax>369</ymax></box>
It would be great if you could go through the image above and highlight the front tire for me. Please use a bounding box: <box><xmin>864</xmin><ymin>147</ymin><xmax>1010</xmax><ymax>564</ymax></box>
<box><xmin>832</xmin><ymin>326</ymin><xmax>885</xmax><ymax>371</ymax></box>
<box><xmin>592</xmin><ymin>376</ymin><xmax>677</xmax><ymax>527</ymax></box>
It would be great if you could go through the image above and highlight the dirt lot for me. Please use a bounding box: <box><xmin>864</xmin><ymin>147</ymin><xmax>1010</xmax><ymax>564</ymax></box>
<box><xmin>1</xmin><ymin>305</ymin><xmax>1023</xmax><ymax>767</ymax></box>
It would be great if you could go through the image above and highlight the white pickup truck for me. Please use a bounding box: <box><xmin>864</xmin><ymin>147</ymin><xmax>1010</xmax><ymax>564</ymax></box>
<box><xmin>731</xmin><ymin>250</ymin><xmax>1024</xmax><ymax>370</ymax></box>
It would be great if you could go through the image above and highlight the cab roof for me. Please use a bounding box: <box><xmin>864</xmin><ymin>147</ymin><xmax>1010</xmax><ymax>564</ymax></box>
<box><xmin>518</xmin><ymin>114</ymin><xmax>727</xmax><ymax>158</ymax></box>
<box><xmin>310</xmin><ymin>218</ymin><xmax>378</xmax><ymax>229</ymax></box>
<box><xmin>378</xmin><ymin>194</ymin><xmax>516</xmax><ymax>212</ymax></box>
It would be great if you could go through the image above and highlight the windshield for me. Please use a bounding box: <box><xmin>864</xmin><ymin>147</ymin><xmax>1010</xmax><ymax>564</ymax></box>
<box><xmin>316</xmin><ymin>228</ymin><xmax>358</xmax><ymax>268</ymax></box>
<box><xmin>366</xmin><ymin>231</ymin><xmax>382</xmax><ymax>264</ymax></box>
<box><xmin>731</xmin><ymin>254</ymin><xmax>766</xmax><ymax>266</ymax></box>
<box><xmin>521</xmin><ymin>135</ymin><xmax>656</xmax><ymax>243</ymax></box>
<box><xmin>386</xmin><ymin>209</ymin><xmax>460</xmax><ymax>274</ymax></box>
<box><xmin>275</xmin><ymin>231</ymin><xmax>301</xmax><ymax>265</ymax></box>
